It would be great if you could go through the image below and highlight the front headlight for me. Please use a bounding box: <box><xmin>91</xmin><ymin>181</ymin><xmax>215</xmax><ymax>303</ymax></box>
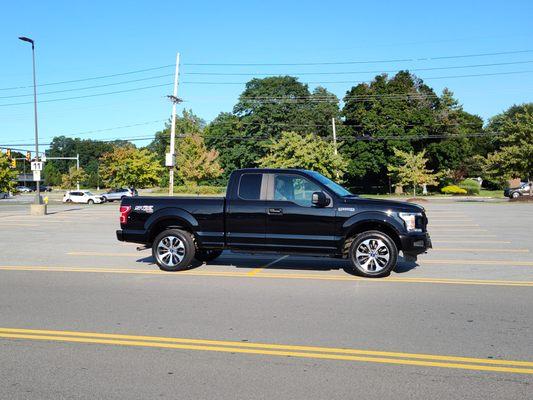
<box><xmin>399</xmin><ymin>212</ymin><xmax>422</xmax><ymax>232</ymax></box>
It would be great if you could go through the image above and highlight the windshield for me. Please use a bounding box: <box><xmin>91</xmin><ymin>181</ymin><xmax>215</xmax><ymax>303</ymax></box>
<box><xmin>84</xmin><ymin>192</ymin><xmax>94</xmax><ymax>196</ymax></box>
<box><xmin>308</xmin><ymin>171</ymin><xmax>353</xmax><ymax>197</ymax></box>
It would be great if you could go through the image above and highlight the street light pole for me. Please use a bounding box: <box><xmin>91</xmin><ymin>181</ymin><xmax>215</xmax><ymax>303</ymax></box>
<box><xmin>19</xmin><ymin>36</ymin><xmax>42</xmax><ymax>205</ymax></box>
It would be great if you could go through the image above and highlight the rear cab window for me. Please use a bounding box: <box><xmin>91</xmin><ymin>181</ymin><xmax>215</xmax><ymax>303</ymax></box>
<box><xmin>238</xmin><ymin>173</ymin><xmax>263</xmax><ymax>200</ymax></box>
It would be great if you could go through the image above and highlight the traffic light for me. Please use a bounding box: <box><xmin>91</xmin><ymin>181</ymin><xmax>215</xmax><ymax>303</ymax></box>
<box><xmin>6</xmin><ymin>148</ymin><xmax>11</xmax><ymax>159</ymax></box>
<box><xmin>10</xmin><ymin>159</ymin><xmax>16</xmax><ymax>168</ymax></box>
<box><xmin>26</xmin><ymin>151</ymin><xmax>31</xmax><ymax>161</ymax></box>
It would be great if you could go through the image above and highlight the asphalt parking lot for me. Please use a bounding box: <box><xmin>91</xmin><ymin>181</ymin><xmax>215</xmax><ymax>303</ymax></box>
<box><xmin>0</xmin><ymin>200</ymin><xmax>532</xmax><ymax>399</ymax></box>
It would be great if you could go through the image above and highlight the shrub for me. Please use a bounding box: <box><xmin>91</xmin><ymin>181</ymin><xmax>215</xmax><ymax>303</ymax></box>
<box><xmin>458</xmin><ymin>178</ymin><xmax>480</xmax><ymax>195</ymax></box>
<box><xmin>174</xmin><ymin>185</ymin><xmax>226</xmax><ymax>195</ymax></box>
<box><xmin>441</xmin><ymin>185</ymin><xmax>467</xmax><ymax>195</ymax></box>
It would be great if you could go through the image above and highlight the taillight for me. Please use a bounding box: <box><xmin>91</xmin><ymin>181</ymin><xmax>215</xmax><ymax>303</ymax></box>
<box><xmin>119</xmin><ymin>205</ymin><xmax>132</xmax><ymax>224</ymax></box>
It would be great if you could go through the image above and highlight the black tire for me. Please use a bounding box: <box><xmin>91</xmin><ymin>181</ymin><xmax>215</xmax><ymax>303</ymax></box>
<box><xmin>87</xmin><ymin>199</ymin><xmax>94</xmax><ymax>205</ymax></box>
<box><xmin>195</xmin><ymin>249</ymin><xmax>223</xmax><ymax>263</ymax></box>
<box><xmin>512</xmin><ymin>191</ymin><xmax>520</xmax><ymax>199</ymax></box>
<box><xmin>348</xmin><ymin>230</ymin><xmax>398</xmax><ymax>278</ymax></box>
<box><xmin>152</xmin><ymin>229</ymin><xmax>196</xmax><ymax>271</ymax></box>
<box><xmin>66</xmin><ymin>199</ymin><xmax>72</xmax><ymax>203</ymax></box>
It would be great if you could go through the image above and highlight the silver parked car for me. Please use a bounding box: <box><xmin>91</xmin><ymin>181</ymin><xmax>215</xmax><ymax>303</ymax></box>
<box><xmin>101</xmin><ymin>188</ymin><xmax>138</xmax><ymax>202</ymax></box>
<box><xmin>504</xmin><ymin>182</ymin><xmax>532</xmax><ymax>199</ymax></box>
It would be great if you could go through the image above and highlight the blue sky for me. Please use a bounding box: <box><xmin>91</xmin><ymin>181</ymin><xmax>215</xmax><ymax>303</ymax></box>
<box><xmin>1</xmin><ymin>0</ymin><xmax>532</xmax><ymax>151</ymax></box>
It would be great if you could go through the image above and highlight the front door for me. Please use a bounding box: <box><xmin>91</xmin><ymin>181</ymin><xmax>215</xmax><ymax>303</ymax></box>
<box><xmin>265</xmin><ymin>173</ymin><xmax>336</xmax><ymax>254</ymax></box>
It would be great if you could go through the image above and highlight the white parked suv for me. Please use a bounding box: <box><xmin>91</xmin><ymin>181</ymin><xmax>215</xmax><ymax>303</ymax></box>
<box><xmin>101</xmin><ymin>188</ymin><xmax>138</xmax><ymax>202</ymax></box>
<box><xmin>63</xmin><ymin>190</ymin><xmax>104</xmax><ymax>205</ymax></box>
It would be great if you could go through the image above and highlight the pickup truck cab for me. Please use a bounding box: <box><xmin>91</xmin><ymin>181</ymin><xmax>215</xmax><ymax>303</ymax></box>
<box><xmin>117</xmin><ymin>169</ymin><xmax>431</xmax><ymax>277</ymax></box>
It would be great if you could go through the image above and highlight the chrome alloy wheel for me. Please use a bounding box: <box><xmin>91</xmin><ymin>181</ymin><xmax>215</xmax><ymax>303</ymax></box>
<box><xmin>156</xmin><ymin>236</ymin><xmax>186</xmax><ymax>267</ymax></box>
<box><xmin>354</xmin><ymin>238</ymin><xmax>390</xmax><ymax>273</ymax></box>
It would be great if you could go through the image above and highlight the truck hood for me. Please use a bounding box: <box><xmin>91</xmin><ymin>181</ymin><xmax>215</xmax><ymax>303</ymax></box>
<box><xmin>342</xmin><ymin>196</ymin><xmax>425</xmax><ymax>213</ymax></box>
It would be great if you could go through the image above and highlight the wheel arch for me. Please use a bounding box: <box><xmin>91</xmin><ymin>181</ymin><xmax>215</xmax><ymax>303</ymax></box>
<box><xmin>145</xmin><ymin>208</ymin><xmax>199</xmax><ymax>243</ymax></box>
<box><xmin>342</xmin><ymin>213</ymin><xmax>403</xmax><ymax>256</ymax></box>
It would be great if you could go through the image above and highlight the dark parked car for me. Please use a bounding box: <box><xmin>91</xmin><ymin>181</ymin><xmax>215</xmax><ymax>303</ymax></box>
<box><xmin>40</xmin><ymin>185</ymin><xmax>53</xmax><ymax>192</ymax></box>
<box><xmin>116</xmin><ymin>169</ymin><xmax>431</xmax><ymax>278</ymax></box>
<box><xmin>504</xmin><ymin>182</ymin><xmax>531</xmax><ymax>199</ymax></box>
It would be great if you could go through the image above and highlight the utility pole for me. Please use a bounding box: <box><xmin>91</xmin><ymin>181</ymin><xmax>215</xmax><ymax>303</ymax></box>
<box><xmin>167</xmin><ymin>52</ymin><xmax>181</xmax><ymax>196</ymax></box>
<box><xmin>332</xmin><ymin>117</ymin><xmax>339</xmax><ymax>180</ymax></box>
<box><xmin>76</xmin><ymin>153</ymin><xmax>80</xmax><ymax>190</ymax></box>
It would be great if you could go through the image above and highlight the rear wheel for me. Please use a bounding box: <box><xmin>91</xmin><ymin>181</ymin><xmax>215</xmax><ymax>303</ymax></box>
<box><xmin>195</xmin><ymin>249</ymin><xmax>223</xmax><ymax>263</ymax></box>
<box><xmin>152</xmin><ymin>229</ymin><xmax>196</xmax><ymax>271</ymax></box>
<box><xmin>348</xmin><ymin>230</ymin><xmax>398</xmax><ymax>278</ymax></box>
<box><xmin>87</xmin><ymin>199</ymin><xmax>94</xmax><ymax>205</ymax></box>
<box><xmin>512</xmin><ymin>191</ymin><xmax>520</xmax><ymax>199</ymax></box>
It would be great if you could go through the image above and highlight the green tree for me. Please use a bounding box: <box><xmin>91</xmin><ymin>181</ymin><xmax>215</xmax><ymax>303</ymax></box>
<box><xmin>61</xmin><ymin>166</ymin><xmax>88</xmax><ymax>189</ymax></box>
<box><xmin>259</xmin><ymin>131</ymin><xmax>347</xmax><ymax>180</ymax></box>
<box><xmin>99</xmin><ymin>146</ymin><xmax>164</xmax><ymax>188</ymax></box>
<box><xmin>387</xmin><ymin>148</ymin><xmax>440</xmax><ymax>197</ymax></box>
<box><xmin>43</xmin><ymin>162</ymin><xmax>62</xmax><ymax>186</ymax></box>
<box><xmin>47</xmin><ymin>136</ymin><xmax>128</xmax><ymax>175</ymax></box>
<box><xmin>176</xmin><ymin>134</ymin><xmax>223</xmax><ymax>186</ymax></box>
<box><xmin>147</xmin><ymin>109</ymin><xmax>205</xmax><ymax>163</ymax></box>
<box><xmin>483</xmin><ymin>103</ymin><xmax>533</xmax><ymax>193</ymax></box>
<box><xmin>0</xmin><ymin>152</ymin><xmax>18</xmax><ymax>192</ymax></box>
<box><xmin>204</xmin><ymin>112</ymin><xmax>259</xmax><ymax>182</ymax></box>
<box><xmin>206</xmin><ymin>77</ymin><xmax>341</xmax><ymax>177</ymax></box>
<box><xmin>341</xmin><ymin>72</ymin><xmax>482</xmax><ymax>190</ymax></box>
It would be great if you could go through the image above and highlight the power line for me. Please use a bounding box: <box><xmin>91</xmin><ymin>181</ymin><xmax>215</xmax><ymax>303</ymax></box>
<box><xmin>182</xmin><ymin>69</ymin><xmax>533</xmax><ymax>85</ymax></box>
<box><xmin>0</xmin><ymin>74</ymin><xmax>174</xmax><ymax>99</ymax></box>
<box><xmin>2</xmin><ymin>48</ymin><xmax>530</xmax><ymax>92</ymax></box>
<box><xmin>1</xmin><ymin>131</ymin><xmax>506</xmax><ymax>148</ymax></box>
<box><xmin>6</xmin><ymin>119</ymin><xmax>168</xmax><ymax>144</ymax></box>
<box><xmin>0</xmin><ymin>64</ymin><xmax>174</xmax><ymax>91</ymax></box>
<box><xmin>183</xmin><ymin>49</ymin><xmax>533</xmax><ymax>66</ymax></box>
<box><xmin>0</xmin><ymin>83</ymin><xmax>171</xmax><ymax>107</ymax></box>
<box><xmin>183</xmin><ymin>60</ymin><xmax>533</xmax><ymax>76</ymax></box>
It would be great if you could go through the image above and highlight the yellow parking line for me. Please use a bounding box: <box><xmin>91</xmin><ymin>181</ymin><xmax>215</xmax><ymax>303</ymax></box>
<box><xmin>0</xmin><ymin>328</ymin><xmax>531</xmax><ymax>374</ymax></box>
<box><xmin>67</xmin><ymin>252</ymin><xmax>139</xmax><ymax>257</ymax></box>
<box><xmin>1</xmin><ymin>266</ymin><xmax>533</xmax><ymax>287</ymax></box>
<box><xmin>431</xmin><ymin>225</ymin><xmax>480</xmax><ymax>228</ymax></box>
<box><xmin>433</xmin><ymin>240</ymin><xmax>511</xmax><ymax>244</ymax></box>
<box><xmin>0</xmin><ymin>223</ymin><xmax>39</xmax><ymax>227</ymax></box>
<box><xmin>423</xmin><ymin>259</ymin><xmax>533</xmax><ymax>266</ymax></box>
<box><xmin>432</xmin><ymin>248</ymin><xmax>529</xmax><ymax>253</ymax></box>
<box><xmin>248</xmin><ymin>255</ymin><xmax>289</xmax><ymax>276</ymax></box>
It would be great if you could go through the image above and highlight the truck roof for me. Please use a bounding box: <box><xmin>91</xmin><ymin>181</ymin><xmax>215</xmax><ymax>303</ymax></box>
<box><xmin>234</xmin><ymin>168</ymin><xmax>313</xmax><ymax>174</ymax></box>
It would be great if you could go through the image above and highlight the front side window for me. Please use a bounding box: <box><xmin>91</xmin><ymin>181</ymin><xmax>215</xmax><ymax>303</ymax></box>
<box><xmin>273</xmin><ymin>175</ymin><xmax>321</xmax><ymax>207</ymax></box>
<box><xmin>238</xmin><ymin>174</ymin><xmax>263</xmax><ymax>200</ymax></box>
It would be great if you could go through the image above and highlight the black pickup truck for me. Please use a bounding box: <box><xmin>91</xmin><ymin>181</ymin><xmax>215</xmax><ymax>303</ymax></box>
<box><xmin>117</xmin><ymin>168</ymin><xmax>431</xmax><ymax>277</ymax></box>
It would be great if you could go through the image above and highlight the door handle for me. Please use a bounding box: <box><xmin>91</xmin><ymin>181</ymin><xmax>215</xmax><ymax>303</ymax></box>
<box><xmin>268</xmin><ymin>208</ymin><xmax>283</xmax><ymax>215</ymax></box>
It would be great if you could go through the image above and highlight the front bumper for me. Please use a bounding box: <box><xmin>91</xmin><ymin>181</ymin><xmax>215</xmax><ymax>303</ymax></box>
<box><xmin>399</xmin><ymin>232</ymin><xmax>432</xmax><ymax>255</ymax></box>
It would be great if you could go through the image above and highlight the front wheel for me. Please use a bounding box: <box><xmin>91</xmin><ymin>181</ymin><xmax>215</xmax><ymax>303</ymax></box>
<box><xmin>195</xmin><ymin>249</ymin><xmax>223</xmax><ymax>263</ymax></box>
<box><xmin>152</xmin><ymin>229</ymin><xmax>196</xmax><ymax>271</ymax></box>
<box><xmin>87</xmin><ymin>199</ymin><xmax>94</xmax><ymax>205</ymax></box>
<box><xmin>348</xmin><ymin>230</ymin><xmax>398</xmax><ymax>278</ymax></box>
<box><xmin>512</xmin><ymin>192</ymin><xmax>520</xmax><ymax>199</ymax></box>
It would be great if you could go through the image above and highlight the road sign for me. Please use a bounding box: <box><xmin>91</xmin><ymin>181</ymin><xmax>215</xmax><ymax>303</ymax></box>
<box><xmin>31</xmin><ymin>161</ymin><xmax>43</xmax><ymax>171</ymax></box>
<box><xmin>33</xmin><ymin>170</ymin><xmax>41</xmax><ymax>181</ymax></box>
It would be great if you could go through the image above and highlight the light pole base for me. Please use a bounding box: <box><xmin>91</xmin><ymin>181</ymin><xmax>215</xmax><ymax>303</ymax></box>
<box><xmin>30</xmin><ymin>204</ymin><xmax>47</xmax><ymax>216</ymax></box>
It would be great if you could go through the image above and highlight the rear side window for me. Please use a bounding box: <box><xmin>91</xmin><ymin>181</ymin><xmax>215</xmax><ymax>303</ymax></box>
<box><xmin>238</xmin><ymin>174</ymin><xmax>262</xmax><ymax>200</ymax></box>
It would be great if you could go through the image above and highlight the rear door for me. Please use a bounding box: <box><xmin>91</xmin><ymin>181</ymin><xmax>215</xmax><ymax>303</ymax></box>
<box><xmin>225</xmin><ymin>173</ymin><xmax>267</xmax><ymax>250</ymax></box>
<box><xmin>264</xmin><ymin>173</ymin><xmax>336</xmax><ymax>253</ymax></box>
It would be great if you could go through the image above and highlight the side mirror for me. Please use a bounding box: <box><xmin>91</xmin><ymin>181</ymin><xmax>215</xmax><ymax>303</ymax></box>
<box><xmin>312</xmin><ymin>191</ymin><xmax>330</xmax><ymax>207</ymax></box>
